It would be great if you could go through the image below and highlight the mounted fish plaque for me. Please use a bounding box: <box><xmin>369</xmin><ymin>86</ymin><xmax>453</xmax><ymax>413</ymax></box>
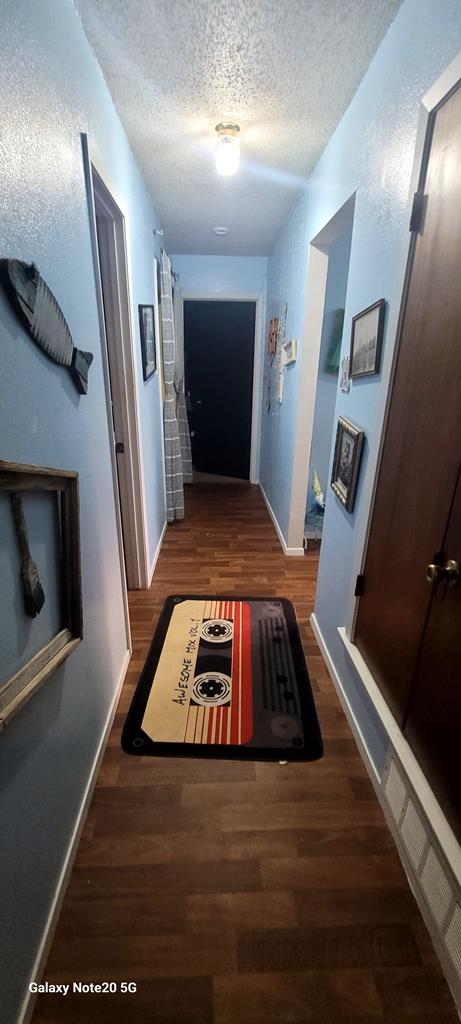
<box><xmin>1</xmin><ymin>260</ymin><xmax>93</xmax><ymax>394</ymax></box>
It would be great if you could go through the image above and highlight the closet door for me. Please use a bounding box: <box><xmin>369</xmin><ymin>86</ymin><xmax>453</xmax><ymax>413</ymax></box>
<box><xmin>354</xmin><ymin>82</ymin><xmax>461</xmax><ymax>724</ymax></box>
<box><xmin>404</xmin><ymin>468</ymin><xmax>461</xmax><ymax>840</ymax></box>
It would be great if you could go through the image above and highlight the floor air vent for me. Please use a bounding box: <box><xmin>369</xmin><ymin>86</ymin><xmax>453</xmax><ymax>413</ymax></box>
<box><xmin>382</xmin><ymin>752</ymin><xmax>461</xmax><ymax>1011</ymax></box>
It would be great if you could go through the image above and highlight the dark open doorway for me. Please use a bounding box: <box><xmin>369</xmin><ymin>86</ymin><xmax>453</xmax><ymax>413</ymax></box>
<box><xmin>184</xmin><ymin>300</ymin><xmax>256</xmax><ymax>481</ymax></box>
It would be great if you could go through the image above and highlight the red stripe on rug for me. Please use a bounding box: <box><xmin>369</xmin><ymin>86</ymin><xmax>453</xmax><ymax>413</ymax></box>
<box><xmin>220</xmin><ymin>707</ymin><xmax>227</xmax><ymax>744</ymax></box>
<box><xmin>240</xmin><ymin>602</ymin><xmax>253</xmax><ymax>744</ymax></box>
<box><xmin>230</xmin><ymin>601</ymin><xmax>241</xmax><ymax>745</ymax></box>
<box><xmin>207</xmin><ymin>708</ymin><xmax>214</xmax><ymax>744</ymax></box>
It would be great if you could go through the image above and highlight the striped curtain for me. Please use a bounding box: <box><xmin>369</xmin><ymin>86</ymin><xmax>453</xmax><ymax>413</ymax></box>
<box><xmin>173</xmin><ymin>276</ymin><xmax>193</xmax><ymax>483</ymax></box>
<box><xmin>160</xmin><ymin>251</ymin><xmax>184</xmax><ymax>521</ymax></box>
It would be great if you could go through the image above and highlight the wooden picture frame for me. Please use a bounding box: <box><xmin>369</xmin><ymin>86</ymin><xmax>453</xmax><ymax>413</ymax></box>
<box><xmin>331</xmin><ymin>417</ymin><xmax>364</xmax><ymax>512</ymax></box>
<box><xmin>350</xmin><ymin>298</ymin><xmax>385</xmax><ymax>378</ymax></box>
<box><xmin>0</xmin><ymin>461</ymin><xmax>82</xmax><ymax>728</ymax></box>
<box><xmin>138</xmin><ymin>303</ymin><xmax>157</xmax><ymax>381</ymax></box>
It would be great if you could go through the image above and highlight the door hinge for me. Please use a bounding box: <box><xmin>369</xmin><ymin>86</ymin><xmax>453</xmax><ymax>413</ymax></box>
<box><xmin>409</xmin><ymin>191</ymin><xmax>427</xmax><ymax>233</ymax></box>
<box><xmin>115</xmin><ymin>441</ymin><xmax>125</xmax><ymax>454</ymax></box>
<box><xmin>355</xmin><ymin>574</ymin><xmax>365</xmax><ymax>597</ymax></box>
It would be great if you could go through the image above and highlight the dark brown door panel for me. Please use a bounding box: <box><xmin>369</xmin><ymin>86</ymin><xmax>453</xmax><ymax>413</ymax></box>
<box><xmin>355</xmin><ymin>83</ymin><xmax>461</xmax><ymax>725</ymax></box>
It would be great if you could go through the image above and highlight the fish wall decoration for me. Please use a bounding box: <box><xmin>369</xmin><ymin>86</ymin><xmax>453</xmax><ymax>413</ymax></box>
<box><xmin>1</xmin><ymin>259</ymin><xmax>93</xmax><ymax>394</ymax></box>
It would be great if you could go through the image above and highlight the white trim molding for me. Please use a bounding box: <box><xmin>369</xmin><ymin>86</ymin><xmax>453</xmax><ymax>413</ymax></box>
<box><xmin>260</xmin><ymin>483</ymin><xmax>305</xmax><ymax>556</ymax></box>
<box><xmin>148</xmin><ymin>519</ymin><xmax>167</xmax><ymax>588</ymax></box>
<box><xmin>310</xmin><ymin>613</ymin><xmax>381</xmax><ymax>786</ymax></box>
<box><xmin>338</xmin><ymin>626</ymin><xmax>461</xmax><ymax>884</ymax></box>
<box><xmin>311</xmin><ymin>613</ymin><xmax>461</xmax><ymax>1016</ymax></box>
<box><xmin>287</xmin><ymin>193</ymin><xmax>357</xmax><ymax>551</ymax></box>
<box><xmin>18</xmin><ymin>648</ymin><xmax>131</xmax><ymax>1024</ymax></box>
<box><xmin>82</xmin><ymin>135</ymin><xmax>150</xmax><ymax>592</ymax></box>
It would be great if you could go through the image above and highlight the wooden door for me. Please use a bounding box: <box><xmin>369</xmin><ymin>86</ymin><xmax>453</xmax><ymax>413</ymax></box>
<box><xmin>403</xmin><ymin>468</ymin><xmax>461</xmax><ymax>838</ymax></box>
<box><xmin>184</xmin><ymin>301</ymin><xmax>255</xmax><ymax>480</ymax></box>
<box><xmin>354</xmin><ymin>82</ymin><xmax>461</xmax><ymax>724</ymax></box>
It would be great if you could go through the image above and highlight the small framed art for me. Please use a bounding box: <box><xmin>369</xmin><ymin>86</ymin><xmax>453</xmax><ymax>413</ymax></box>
<box><xmin>138</xmin><ymin>304</ymin><xmax>157</xmax><ymax>381</ymax></box>
<box><xmin>0</xmin><ymin>460</ymin><xmax>82</xmax><ymax>727</ymax></box>
<box><xmin>331</xmin><ymin>417</ymin><xmax>364</xmax><ymax>512</ymax></box>
<box><xmin>350</xmin><ymin>299</ymin><xmax>385</xmax><ymax>378</ymax></box>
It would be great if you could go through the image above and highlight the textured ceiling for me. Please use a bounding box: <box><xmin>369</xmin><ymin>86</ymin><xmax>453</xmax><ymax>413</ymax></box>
<box><xmin>76</xmin><ymin>0</ymin><xmax>402</xmax><ymax>255</ymax></box>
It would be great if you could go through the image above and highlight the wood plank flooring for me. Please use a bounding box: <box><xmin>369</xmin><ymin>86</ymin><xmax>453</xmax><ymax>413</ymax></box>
<box><xmin>32</xmin><ymin>484</ymin><xmax>458</xmax><ymax>1024</ymax></box>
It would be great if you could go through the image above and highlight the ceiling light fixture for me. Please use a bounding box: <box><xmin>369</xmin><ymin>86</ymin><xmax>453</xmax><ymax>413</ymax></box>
<box><xmin>213</xmin><ymin>225</ymin><xmax>229</xmax><ymax>236</ymax></box>
<box><xmin>215</xmin><ymin>122</ymin><xmax>240</xmax><ymax>176</ymax></box>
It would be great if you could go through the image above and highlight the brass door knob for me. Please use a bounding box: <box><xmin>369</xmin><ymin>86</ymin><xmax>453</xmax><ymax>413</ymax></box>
<box><xmin>426</xmin><ymin>559</ymin><xmax>460</xmax><ymax>587</ymax></box>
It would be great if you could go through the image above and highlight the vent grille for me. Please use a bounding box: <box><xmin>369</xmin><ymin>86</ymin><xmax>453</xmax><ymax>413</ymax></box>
<box><xmin>401</xmin><ymin>799</ymin><xmax>428</xmax><ymax>871</ymax></box>
<box><xmin>383</xmin><ymin>757</ymin><xmax>407</xmax><ymax>822</ymax></box>
<box><xmin>382</xmin><ymin>753</ymin><xmax>460</xmax><ymax>1008</ymax></box>
<box><xmin>421</xmin><ymin>847</ymin><xmax>453</xmax><ymax>929</ymax></box>
<box><xmin>445</xmin><ymin>905</ymin><xmax>461</xmax><ymax>976</ymax></box>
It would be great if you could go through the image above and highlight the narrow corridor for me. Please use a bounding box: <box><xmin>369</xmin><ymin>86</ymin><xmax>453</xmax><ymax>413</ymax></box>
<box><xmin>32</xmin><ymin>486</ymin><xmax>457</xmax><ymax>1023</ymax></box>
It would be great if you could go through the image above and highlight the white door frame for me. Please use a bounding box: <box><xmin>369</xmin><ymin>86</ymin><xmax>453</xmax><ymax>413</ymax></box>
<box><xmin>287</xmin><ymin>194</ymin><xmax>356</xmax><ymax>551</ymax></box>
<box><xmin>344</xmin><ymin>50</ymin><xmax>461</xmax><ymax>642</ymax></box>
<box><xmin>181</xmin><ymin>293</ymin><xmax>264</xmax><ymax>484</ymax></box>
<box><xmin>81</xmin><ymin>134</ymin><xmax>149</xmax><ymax>597</ymax></box>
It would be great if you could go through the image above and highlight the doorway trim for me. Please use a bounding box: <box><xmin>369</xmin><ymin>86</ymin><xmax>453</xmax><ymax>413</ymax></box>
<box><xmin>81</xmin><ymin>134</ymin><xmax>149</xmax><ymax>599</ymax></box>
<box><xmin>287</xmin><ymin>193</ymin><xmax>356</xmax><ymax>551</ymax></box>
<box><xmin>181</xmin><ymin>293</ymin><xmax>264</xmax><ymax>484</ymax></box>
<box><xmin>344</xmin><ymin>49</ymin><xmax>461</xmax><ymax>643</ymax></box>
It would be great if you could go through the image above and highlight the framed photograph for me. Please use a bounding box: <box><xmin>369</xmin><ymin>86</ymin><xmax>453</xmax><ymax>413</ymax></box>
<box><xmin>350</xmin><ymin>299</ymin><xmax>385</xmax><ymax>378</ymax></box>
<box><xmin>331</xmin><ymin>417</ymin><xmax>364</xmax><ymax>512</ymax></box>
<box><xmin>138</xmin><ymin>304</ymin><xmax>157</xmax><ymax>381</ymax></box>
<box><xmin>0</xmin><ymin>461</ymin><xmax>82</xmax><ymax>728</ymax></box>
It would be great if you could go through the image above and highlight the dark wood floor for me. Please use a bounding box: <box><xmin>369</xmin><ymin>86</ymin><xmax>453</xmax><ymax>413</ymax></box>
<box><xmin>32</xmin><ymin>485</ymin><xmax>457</xmax><ymax>1023</ymax></box>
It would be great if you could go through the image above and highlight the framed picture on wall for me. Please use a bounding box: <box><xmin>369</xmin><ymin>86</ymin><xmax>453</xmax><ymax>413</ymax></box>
<box><xmin>349</xmin><ymin>298</ymin><xmax>385</xmax><ymax>378</ymax></box>
<box><xmin>138</xmin><ymin>304</ymin><xmax>157</xmax><ymax>381</ymax></box>
<box><xmin>331</xmin><ymin>416</ymin><xmax>364</xmax><ymax>512</ymax></box>
<box><xmin>0</xmin><ymin>460</ymin><xmax>82</xmax><ymax>728</ymax></box>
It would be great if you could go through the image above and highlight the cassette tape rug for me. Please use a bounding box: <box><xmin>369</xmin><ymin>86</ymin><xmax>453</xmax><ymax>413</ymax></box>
<box><xmin>122</xmin><ymin>596</ymin><xmax>323</xmax><ymax>761</ymax></box>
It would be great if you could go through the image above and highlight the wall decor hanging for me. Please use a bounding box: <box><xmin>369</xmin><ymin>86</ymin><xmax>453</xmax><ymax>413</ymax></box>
<box><xmin>324</xmin><ymin>308</ymin><xmax>345</xmax><ymax>374</ymax></box>
<box><xmin>267</xmin><ymin>317</ymin><xmax>279</xmax><ymax>355</ymax></box>
<box><xmin>138</xmin><ymin>303</ymin><xmax>157</xmax><ymax>381</ymax></box>
<box><xmin>0</xmin><ymin>260</ymin><xmax>93</xmax><ymax>394</ymax></box>
<box><xmin>350</xmin><ymin>298</ymin><xmax>385</xmax><ymax>378</ymax></box>
<box><xmin>339</xmin><ymin>354</ymin><xmax>351</xmax><ymax>393</ymax></box>
<box><xmin>331</xmin><ymin>416</ymin><xmax>364</xmax><ymax>512</ymax></box>
<box><xmin>276</xmin><ymin>303</ymin><xmax>288</xmax><ymax>404</ymax></box>
<box><xmin>10</xmin><ymin>493</ymin><xmax>45</xmax><ymax>618</ymax></box>
<box><xmin>0</xmin><ymin>460</ymin><xmax>82</xmax><ymax>728</ymax></box>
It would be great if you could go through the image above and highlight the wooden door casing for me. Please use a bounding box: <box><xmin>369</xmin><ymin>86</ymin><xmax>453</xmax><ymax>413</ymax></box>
<box><xmin>403</xmin><ymin>466</ymin><xmax>461</xmax><ymax>840</ymax></box>
<box><xmin>354</xmin><ymin>83</ymin><xmax>461</xmax><ymax>725</ymax></box>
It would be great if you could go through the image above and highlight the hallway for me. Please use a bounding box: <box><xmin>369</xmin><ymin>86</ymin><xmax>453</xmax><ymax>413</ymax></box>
<box><xmin>31</xmin><ymin>486</ymin><xmax>457</xmax><ymax>1024</ymax></box>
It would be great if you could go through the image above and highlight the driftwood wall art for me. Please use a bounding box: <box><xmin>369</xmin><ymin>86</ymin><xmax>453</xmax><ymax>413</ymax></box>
<box><xmin>0</xmin><ymin>260</ymin><xmax>93</xmax><ymax>394</ymax></box>
<box><xmin>10</xmin><ymin>493</ymin><xmax>45</xmax><ymax>617</ymax></box>
<box><xmin>0</xmin><ymin>461</ymin><xmax>83</xmax><ymax>728</ymax></box>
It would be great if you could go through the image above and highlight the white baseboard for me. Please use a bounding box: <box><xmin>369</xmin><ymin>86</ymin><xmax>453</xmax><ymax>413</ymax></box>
<box><xmin>310</xmin><ymin>612</ymin><xmax>381</xmax><ymax>788</ymax></box>
<box><xmin>259</xmin><ymin>483</ymin><xmax>305</xmax><ymax>556</ymax></box>
<box><xmin>310</xmin><ymin>612</ymin><xmax>461</xmax><ymax>1018</ymax></box>
<box><xmin>148</xmin><ymin>519</ymin><xmax>167</xmax><ymax>587</ymax></box>
<box><xmin>18</xmin><ymin>648</ymin><xmax>131</xmax><ymax>1024</ymax></box>
<box><xmin>338</xmin><ymin>625</ymin><xmax>461</xmax><ymax>883</ymax></box>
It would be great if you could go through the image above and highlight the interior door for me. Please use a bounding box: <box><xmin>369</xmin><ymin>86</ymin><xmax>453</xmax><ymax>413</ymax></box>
<box><xmin>184</xmin><ymin>300</ymin><xmax>255</xmax><ymax>480</ymax></box>
<box><xmin>354</xmin><ymin>82</ymin><xmax>461</xmax><ymax>724</ymax></box>
<box><xmin>404</xmin><ymin>468</ymin><xmax>461</xmax><ymax>838</ymax></box>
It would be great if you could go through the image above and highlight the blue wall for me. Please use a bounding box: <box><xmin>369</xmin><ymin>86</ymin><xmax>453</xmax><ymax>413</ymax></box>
<box><xmin>260</xmin><ymin>0</ymin><xmax>461</xmax><ymax>765</ymax></box>
<box><xmin>0</xmin><ymin>1</ymin><xmax>165</xmax><ymax>1020</ymax></box>
<box><xmin>171</xmin><ymin>254</ymin><xmax>267</xmax><ymax>299</ymax></box>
